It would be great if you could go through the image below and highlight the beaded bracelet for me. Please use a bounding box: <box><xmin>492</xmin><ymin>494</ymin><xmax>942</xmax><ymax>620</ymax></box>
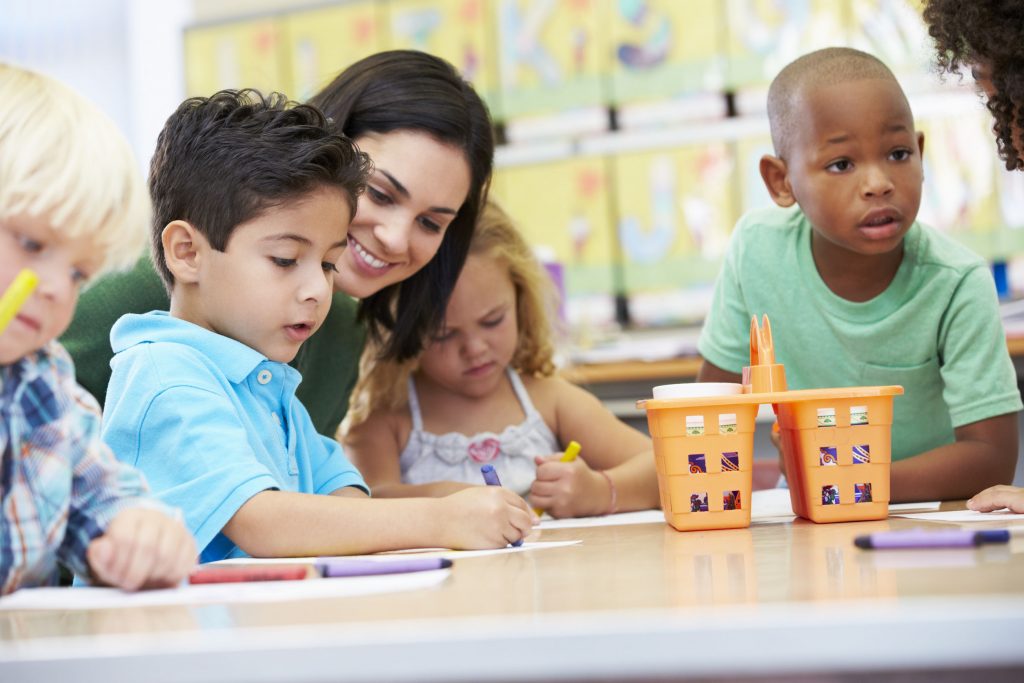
<box><xmin>597</xmin><ymin>469</ymin><xmax>618</xmax><ymax>515</ymax></box>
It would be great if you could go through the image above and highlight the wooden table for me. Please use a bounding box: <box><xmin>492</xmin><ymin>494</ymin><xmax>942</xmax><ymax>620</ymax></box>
<box><xmin>2</xmin><ymin>506</ymin><xmax>1023</xmax><ymax>682</ymax></box>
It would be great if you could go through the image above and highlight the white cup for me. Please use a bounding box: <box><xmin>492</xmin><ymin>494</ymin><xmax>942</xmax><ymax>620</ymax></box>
<box><xmin>652</xmin><ymin>382</ymin><xmax>744</xmax><ymax>399</ymax></box>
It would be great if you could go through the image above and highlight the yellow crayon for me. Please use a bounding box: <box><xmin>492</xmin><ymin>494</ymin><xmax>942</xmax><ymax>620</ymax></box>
<box><xmin>534</xmin><ymin>440</ymin><xmax>582</xmax><ymax>517</ymax></box>
<box><xmin>0</xmin><ymin>269</ymin><xmax>38</xmax><ymax>334</ymax></box>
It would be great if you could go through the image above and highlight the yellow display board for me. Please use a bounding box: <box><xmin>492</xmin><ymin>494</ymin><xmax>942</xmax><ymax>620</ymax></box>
<box><xmin>724</xmin><ymin>0</ymin><xmax>847</xmax><ymax>89</ymax></box>
<box><xmin>495</xmin><ymin>0</ymin><xmax>611</xmax><ymax>118</ymax></box>
<box><xmin>184</xmin><ymin>18</ymin><xmax>290</xmax><ymax>97</ymax></box>
<box><xmin>492</xmin><ymin>155</ymin><xmax>618</xmax><ymax>302</ymax></box>
<box><xmin>608</xmin><ymin>0</ymin><xmax>725</xmax><ymax>104</ymax></box>
<box><xmin>733</xmin><ymin>131</ymin><xmax>776</xmax><ymax>215</ymax></box>
<box><xmin>283</xmin><ymin>2</ymin><xmax>386</xmax><ymax>102</ymax></box>
<box><xmin>846</xmin><ymin>0</ymin><xmax>932</xmax><ymax>87</ymax></box>
<box><xmin>612</xmin><ymin>142</ymin><xmax>738</xmax><ymax>323</ymax></box>
<box><xmin>386</xmin><ymin>0</ymin><xmax>501</xmax><ymax>118</ymax></box>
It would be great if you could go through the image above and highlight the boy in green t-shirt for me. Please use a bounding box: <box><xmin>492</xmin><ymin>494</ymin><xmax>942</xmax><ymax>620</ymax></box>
<box><xmin>697</xmin><ymin>47</ymin><xmax>1021</xmax><ymax>502</ymax></box>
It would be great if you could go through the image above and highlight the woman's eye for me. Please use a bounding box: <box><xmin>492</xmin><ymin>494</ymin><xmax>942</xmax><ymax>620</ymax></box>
<box><xmin>271</xmin><ymin>257</ymin><xmax>296</xmax><ymax>268</ymax></box>
<box><xmin>322</xmin><ymin>261</ymin><xmax>339</xmax><ymax>273</ymax></box>
<box><xmin>418</xmin><ymin>217</ymin><xmax>442</xmax><ymax>234</ymax></box>
<box><xmin>367</xmin><ymin>187</ymin><xmax>392</xmax><ymax>205</ymax></box>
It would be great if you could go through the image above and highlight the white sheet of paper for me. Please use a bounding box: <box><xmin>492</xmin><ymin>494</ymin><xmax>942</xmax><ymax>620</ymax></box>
<box><xmin>0</xmin><ymin>569</ymin><xmax>449</xmax><ymax>611</ymax></box>
<box><xmin>212</xmin><ymin>540</ymin><xmax>581</xmax><ymax>566</ymax></box>
<box><xmin>750</xmin><ymin>488</ymin><xmax>795</xmax><ymax>519</ymax></box>
<box><xmin>888</xmin><ymin>501</ymin><xmax>941</xmax><ymax>512</ymax></box>
<box><xmin>891</xmin><ymin>509</ymin><xmax>1024</xmax><ymax>523</ymax></box>
<box><xmin>539</xmin><ymin>509</ymin><xmax>665</xmax><ymax>529</ymax></box>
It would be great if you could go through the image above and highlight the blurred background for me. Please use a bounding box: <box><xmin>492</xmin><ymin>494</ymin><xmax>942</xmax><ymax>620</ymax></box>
<box><xmin>4</xmin><ymin>0</ymin><xmax>1024</xmax><ymax>364</ymax></box>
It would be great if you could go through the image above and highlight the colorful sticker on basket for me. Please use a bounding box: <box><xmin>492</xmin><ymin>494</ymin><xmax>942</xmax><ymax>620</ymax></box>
<box><xmin>688</xmin><ymin>453</ymin><xmax>706</xmax><ymax>474</ymax></box>
<box><xmin>685</xmin><ymin>415</ymin><xmax>704</xmax><ymax>436</ymax></box>
<box><xmin>850</xmin><ymin>405</ymin><xmax>868</xmax><ymax>426</ymax></box>
<box><xmin>853</xmin><ymin>444</ymin><xmax>870</xmax><ymax>464</ymax></box>
<box><xmin>855</xmin><ymin>483</ymin><xmax>873</xmax><ymax>503</ymax></box>
<box><xmin>821</xmin><ymin>485</ymin><xmax>840</xmax><ymax>505</ymax></box>
<box><xmin>817</xmin><ymin>408</ymin><xmax>836</xmax><ymax>427</ymax></box>
<box><xmin>718</xmin><ymin>413</ymin><xmax>737</xmax><ymax>434</ymax></box>
<box><xmin>723</xmin><ymin>490</ymin><xmax>741</xmax><ymax>510</ymax></box>
<box><xmin>721</xmin><ymin>451</ymin><xmax>739</xmax><ymax>472</ymax></box>
<box><xmin>819</xmin><ymin>446</ymin><xmax>838</xmax><ymax>466</ymax></box>
<box><xmin>690</xmin><ymin>493</ymin><xmax>709</xmax><ymax>512</ymax></box>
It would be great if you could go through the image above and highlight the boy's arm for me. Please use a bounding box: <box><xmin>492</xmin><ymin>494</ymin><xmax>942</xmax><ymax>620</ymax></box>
<box><xmin>531</xmin><ymin>378</ymin><xmax>659</xmax><ymax>518</ymax></box>
<box><xmin>889</xmin><ymin>412</ymin><xmax>1019</xmax><ymax>502</ymax></box>
<box><xmin>697</xmin><ymin>360</ymin><xmax>742</xmax><ymax>384</ymax></box>
<box><xmin>342</xmin><ymin>410</ymin><xmax>475</xmax><ymax>498</ymax></box>
<box><xmin>221</xmin><ymin>487</ymin><xmax>533</xmax><ymax>555</ymax></box>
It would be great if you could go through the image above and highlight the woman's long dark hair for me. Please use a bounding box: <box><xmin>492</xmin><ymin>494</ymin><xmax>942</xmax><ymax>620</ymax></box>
<box><xmin>309</xmin><ymin>50</ymin><xmax>494</xmax><ymax>362</ymax></box>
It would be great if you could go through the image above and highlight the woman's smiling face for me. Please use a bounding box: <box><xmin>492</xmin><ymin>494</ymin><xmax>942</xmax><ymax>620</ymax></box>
<box><xmin>332</xmin><ymin>130</ymin><xmax>472</xmax><ymax>299</ymax></box>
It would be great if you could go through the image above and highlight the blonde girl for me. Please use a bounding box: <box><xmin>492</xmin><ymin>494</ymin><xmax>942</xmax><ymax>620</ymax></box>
<box><xmin>343</xmin><ymin>201</ymin><xmax>659</xmax><ymax>518</ymax></box>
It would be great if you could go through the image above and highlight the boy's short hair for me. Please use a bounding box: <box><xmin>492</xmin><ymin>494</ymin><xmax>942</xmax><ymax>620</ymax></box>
<box><xmin>0</xmin><ymin>63</ymin><xmax>149</xmax><ymax>275</ymax></box>
<box><xmin>767</xmin><ymin>47</ymin><xmax>905</xmax><ymax>160</ymax></box>
<box><xmin>148</xmin><ymin>89</ymin><xmax>371</xmax><ymax>290</ymax></box>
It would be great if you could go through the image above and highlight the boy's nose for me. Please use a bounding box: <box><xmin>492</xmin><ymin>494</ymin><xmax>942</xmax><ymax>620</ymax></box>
<box><xmin>862</xmin><ymin>166</ymin><xmax>895</xmax><ymax>197</ymax></box>
<box><xmin>33</xmin><ymin>262</ymin><xmax>74</xmax><ymax>302</ymax></box>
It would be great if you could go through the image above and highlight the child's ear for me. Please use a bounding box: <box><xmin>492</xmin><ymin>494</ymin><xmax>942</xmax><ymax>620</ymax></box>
<box><xmin>759</xmin><ymin>154</ymin><xmax>796</xmax><ymax>208</ymax></box>
<box><xmin>161</xmin><ymin>220</ymin><xmax>205</xmax><ymax>284</ymax></box>
<box><xmin>916</xmin><ymin>130</ymin><xmax>926</xmax><ymax>159</ymax></box>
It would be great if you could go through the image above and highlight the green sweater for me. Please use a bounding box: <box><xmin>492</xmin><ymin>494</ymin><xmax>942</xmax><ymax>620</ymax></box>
<box><xmin>62</xmin><ymin>256</ymin><xmax>365</xmax><ymax>438</ymax></box>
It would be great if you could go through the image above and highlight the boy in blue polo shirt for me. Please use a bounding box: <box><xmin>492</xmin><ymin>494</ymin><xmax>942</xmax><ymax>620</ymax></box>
<box><xmin>697</xmin><ymin>48</ymin><xmax>1021</xmax><ymax>502</ymax></box>
<box><xmin>102</xmin><ymin>90</ymin><xmax>533</xmax><ymax>562</ymax></box>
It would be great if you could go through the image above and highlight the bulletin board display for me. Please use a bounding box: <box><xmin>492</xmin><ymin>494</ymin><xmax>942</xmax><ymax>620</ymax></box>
<box><xmin>385</xmin><ymin>0</ymin><xmax>501</xmax><ymax>119</ymax></box>
<box><xmin>607</xmin><ymin>0</ymin><xmax>726</xmax><ymax>105</ymax></box>
<box><xmin>724</xmin><ymin>0</ymin><xmax>848</xmax><ymax>90</ymax></box>
<box><xmin>733</xmin><ymin>131</ymin><xmax>776</xmax><ymax>216</ymax></box>
<box><xmin>494</xmin><ymin>0</ymin><xmax>611</xmax><ymax>118</ymax></box>
<box><xmin>491</xmin><ymin>156</ymin><xmax>620</xmax><ymax>324</ymax></box>
<box><xmin>846</xmin><ymin>0</ymin><xmax>934</xmax><ymax>89</ymax></box>
<box><xmin>282</xmin><ymin>2</ymin><xmax>387</xmax><ymax>102</ymax></box>
<box><xmin>184</xmin><ymin>18</ymin><xmax>290</xmax><ymax>98</ymax></box>
<box><xmin>611</xmin><ymin>142</ymin><xmax>739</xmax><ymax>324</ymax></box>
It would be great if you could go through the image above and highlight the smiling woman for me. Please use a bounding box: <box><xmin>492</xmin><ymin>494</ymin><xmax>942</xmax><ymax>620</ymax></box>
<box><xmin>61</xmin><ymin>50</ymin><xmax>495</xmax><ymax>438</ymax></box>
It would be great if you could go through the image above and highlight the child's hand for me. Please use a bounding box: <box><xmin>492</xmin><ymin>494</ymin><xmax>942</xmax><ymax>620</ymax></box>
<box><xmin>530</xmin><ymin>455</ymin><xmax>606</xmax><ymax>518</ymax></box>
<box><xmin>86</xmin><ymin>508</ymin><xmax>196</xmax><ymax>590</ymax></box>
<box><xmin>967</xmin><ymin>485</ymin><xmax>1024</xmax><ymax>513</ymax></box>
<box><xmin>437</xmin><ymin>487</ymin><xmax>534</xmax><ymax>549</ymax></box>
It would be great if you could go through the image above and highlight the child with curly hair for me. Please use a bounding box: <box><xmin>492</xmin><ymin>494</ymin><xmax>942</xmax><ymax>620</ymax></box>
<box><xmin>343</xmin><ymin>201</ymin><xmax>659</xmax><ymax>519</ymax></box>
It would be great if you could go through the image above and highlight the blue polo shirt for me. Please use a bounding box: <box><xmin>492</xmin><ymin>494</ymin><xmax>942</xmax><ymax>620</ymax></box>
<box><xmin>102</xmin><ymin>312</ymin><xmax>368</xmax><ymax>563</ymax></box>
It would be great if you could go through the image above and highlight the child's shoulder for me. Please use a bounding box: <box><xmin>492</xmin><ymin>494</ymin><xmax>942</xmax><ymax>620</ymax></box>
<box><xmin>731</xmin><ymin>205</ymin><xmax>806</xmax><ymax>248</ymax></box>
<box><xmin>520</xmin><ymin>372</ymin><xmax>599</xmax><ymax>411</ymax></box>
<box><xmin>908</xmin><ymin>221</ymin><xmax>988</xmax><ymax>274</ymax></box>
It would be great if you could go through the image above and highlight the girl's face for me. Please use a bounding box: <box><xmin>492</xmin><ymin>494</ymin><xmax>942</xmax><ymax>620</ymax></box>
<box><xmin>416</xmin><ymin>253</ymin><xmax>519</xmax><ymax>399</ymax></box>
<box><xmin>333</xmin><ymin>130</ymin><xmax>472</xmax><ymax>299</ymax></box>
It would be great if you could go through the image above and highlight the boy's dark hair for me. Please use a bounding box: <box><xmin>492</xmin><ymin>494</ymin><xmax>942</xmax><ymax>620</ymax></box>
<box><xmin>923</xmin><ymin>0</ymin><xmax>1024</xmax><ymax>171</ymax></box>
<box><xmin>309</xmin><ymin>50</ymin><xmax>494</xmax><ymax>363</ymax></box>
<box><xmin>148</xmin><ymin>89</ymin><xmax>371</xmax><ymax>289</ymax></box>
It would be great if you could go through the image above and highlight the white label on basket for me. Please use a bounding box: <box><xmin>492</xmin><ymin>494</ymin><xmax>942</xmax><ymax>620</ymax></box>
<box><xmin>685</xmin><ymin>415</ymin><xmax>704</xmax><ymax>436</ymax></box>
<box><xmin>850</xmin><ymin>405</ymin><xmax>868</xmax><ymax>425</ymax></box>
<box><xmin>817</xmin><ymin>408</ymin><xmax>836</xmax><ymax>427</ymax></box>
<box><xmin>718</xmin><ymin>413</ymin><xmax>737</xmax><ymax>434</ymax></box>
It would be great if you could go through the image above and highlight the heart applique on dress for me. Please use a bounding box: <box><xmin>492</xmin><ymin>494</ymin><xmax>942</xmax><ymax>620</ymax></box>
<box><xmin>467</xmin><ymin>437</ymin><xmax>500</xmax><ymax>463</ymax></box>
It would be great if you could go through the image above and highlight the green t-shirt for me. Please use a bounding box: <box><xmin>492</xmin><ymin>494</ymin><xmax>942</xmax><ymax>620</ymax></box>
<box><xmin>698</xmin><ymin>206</ymin><xmax>1022</xmax><ymax>460</ymax></box>
<box><xmin>61</xmin><ymin>256</ymin><xmax>365</xmax><ymax>438</ymax></box>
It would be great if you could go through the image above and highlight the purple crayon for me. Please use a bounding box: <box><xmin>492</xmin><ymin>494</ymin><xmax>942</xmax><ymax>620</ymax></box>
<box><xmin>480</xmin><ymin>464</ymin><xmax>523</xmax><ymax>547</ymax></box>
<box><xmin>854</xmin><ymin>528</ymin><xmax>1010</xmax><ymax>549</ymax></box>
<box><xmin>317</xmin><ymin>557</ymin><xmax>452</xmax><ymax>578</ymax></box>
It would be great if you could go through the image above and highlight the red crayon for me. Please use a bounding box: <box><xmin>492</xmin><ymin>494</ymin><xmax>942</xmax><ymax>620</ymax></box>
<box><xmin>188</xmin><ymin>565</ymin><xmax>310</xmax><ymax>584</ymax></box>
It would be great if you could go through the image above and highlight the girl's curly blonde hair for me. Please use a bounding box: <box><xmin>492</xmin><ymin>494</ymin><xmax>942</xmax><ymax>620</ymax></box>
<box><xmin>341</xmin><ymin>199</ymin><xmax>559</xmax><ymax>435</ymax></box>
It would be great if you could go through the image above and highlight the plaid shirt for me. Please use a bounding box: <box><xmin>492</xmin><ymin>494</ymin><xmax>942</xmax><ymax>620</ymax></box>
<box><xmin>1</xmin><ymin>341</ymin><xmax>164</xmax><ymax>594</ymax></box>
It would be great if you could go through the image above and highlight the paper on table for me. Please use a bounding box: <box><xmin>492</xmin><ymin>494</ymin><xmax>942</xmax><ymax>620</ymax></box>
<box><xmin>212</xmin><ymin>540</ymin><xmax>582</xmax><ymax>566</ymax></box>
<box><xmin>891</xmin><ymin>509</ymin><xmax>1024</xmax><ymax>523</ymax></box>
<box><xmin>888</xmin><ymin>501</ymin><xmax>942</xmax><ymax>512</ymax></box>
<box><xmin>750</xmin><ymin>488</ymin><xmax>795</xmax><ymax>520</ymax></box>
<box><xmin>0</xmin><ymin>569</ymin><xmax>449</xmax><ymax>611</ymax></box>
<box><xmin>539</xmin><ymin>509</ymin><xmax>664</xmax><ymax>529</ymax></box>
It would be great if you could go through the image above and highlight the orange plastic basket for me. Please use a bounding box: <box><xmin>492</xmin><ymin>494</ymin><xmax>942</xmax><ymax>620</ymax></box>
<box><xmin>639</xmin><ymin>316</ymin><xmax>902</xmax><ymax>529</ymax></box>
